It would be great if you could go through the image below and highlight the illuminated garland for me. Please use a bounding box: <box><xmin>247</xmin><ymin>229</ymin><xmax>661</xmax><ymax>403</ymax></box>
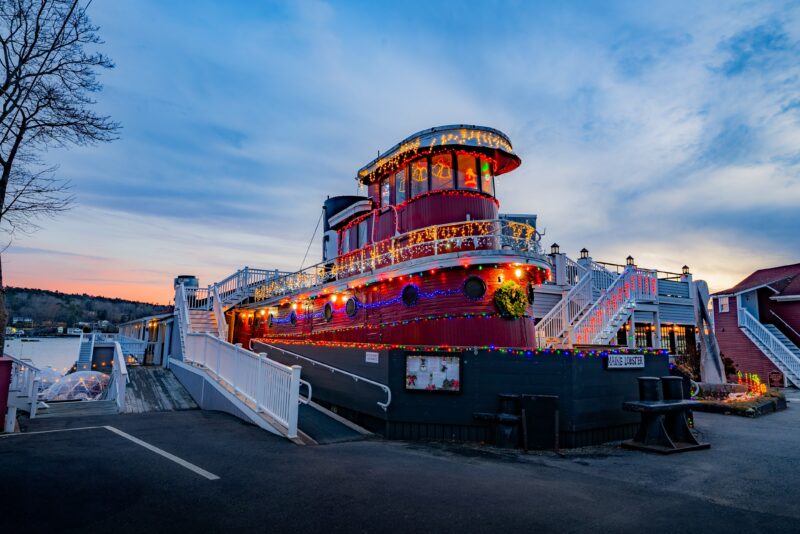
<box><xmin>253</xmin><ymin>337</ymin><xmax>669</xmax><ymax>358</ymax></box>
<box><xmin>261</xmin><ymin>311</ymin><xmax>529</xmax><ymax>338</ymax></box>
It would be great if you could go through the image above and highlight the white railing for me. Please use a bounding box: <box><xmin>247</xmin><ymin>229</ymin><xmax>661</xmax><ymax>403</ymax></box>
<box><xmin>536</xmin><ymin>270</ymin><xmax>594</xmax><ymax>348</ymax></box>
<box><xmin>571</xmin><ymin>267</ymin><xmax>658</xmax><ymax>345</ymax></box>
<box><xmin>185</xmin><ymin>287</ymin><xmax>211</xmax><ymax>310</ymax></box>
<box><xmin>564</xmin><ymin>257</ymin><xmax>585</xmax><ymax>286</ymax></box>
<box><xmin>184</xmin><ymin>333</ymin><xmax>308</xmax><ymax>438</ymax></box>
<box><xmin>7</xmin><ymin>354</ymin><xmax>41</xmax><ymax>417</ymax></box>
<box><xmin>249</xmin><ymin>219</ymin><xmax>543</xmax><ymax>304</ymax></box>
<box><xmin>106</xmin><ymin>342</ymin><xmax>129</xmax><ymax>412</ymax></box>
<box><xmin>175</xmin><ymin>284</ymin><xmax>191</xmax><ymax>357</ymax></box>
<box><xmin>256</xmin><ymin>341</ymin><xmax>392</xmax><ymax>412</ymax></box>
<box><xmin>591</xmin><ymin>261</ymin><xmax>617</xmax><ymax>290</ymax></box>
<box><xmin>739</xmin><ymin>308</ymin><xmax>800</xmax><ymax>385</ymax></box>
<box><xmin>211</xmin><ymin>285</ymin><xmax>228</xmax><ymax>340</ymax></box>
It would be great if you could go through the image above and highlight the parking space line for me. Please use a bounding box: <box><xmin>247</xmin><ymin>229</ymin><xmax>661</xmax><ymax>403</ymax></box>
<box><xmin>0</xmin><ymin>426</ymin><xmax>105</xmax><ymax>437</ymax></box>
<box><xmin>104</xmin><ymin>426</ymin><xmax>220</xmax><ymax>481</ymax></box>
<box><xmin>2</xmin><ymin>425</ymin><xmax>219</xmax><ymax>481</ymax></box>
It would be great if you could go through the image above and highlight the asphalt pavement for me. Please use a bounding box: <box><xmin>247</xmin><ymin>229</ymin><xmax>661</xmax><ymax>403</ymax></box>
<box><xmin>1</xmin><ymin>399</ymin><xmax>798</xmax><ymax>533</ymax></box>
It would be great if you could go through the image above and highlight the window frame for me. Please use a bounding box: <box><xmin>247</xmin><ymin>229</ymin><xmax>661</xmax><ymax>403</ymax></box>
<box><xmin>430</xmin><ymin>152</ymin><xmax>455</xmax><ymax>192</ymax></box>
<box><xmin>718</xmin><ymin>296</ymin><xmax>730</xmax><ymax>313</ymax></box>
<box><xmin>456</xmin><ymin>153</ymin><xmax>479</xmax><ymax>191</ymax></box>
<box><xmin>395</xmin><ymin>165</ymin><xmax>408</xmax><ymax>205</ymax></box>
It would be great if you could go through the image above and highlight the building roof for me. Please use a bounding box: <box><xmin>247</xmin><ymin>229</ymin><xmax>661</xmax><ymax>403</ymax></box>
<box><xmin>714</xmin><ymin>262</ymin><xmax>800</xmax><ymax>297</ymax></box>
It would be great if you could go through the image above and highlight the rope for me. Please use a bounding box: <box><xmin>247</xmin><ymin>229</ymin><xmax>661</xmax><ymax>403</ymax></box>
<box><xmin>299</xmin><ymin>208</ymin><xmax>323</xmax><ymax>271</ymax></box>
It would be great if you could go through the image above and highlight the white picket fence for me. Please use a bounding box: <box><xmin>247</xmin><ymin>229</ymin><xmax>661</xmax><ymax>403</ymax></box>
<box><xmin>184</xmin><ymin>332</ymin><xmax>309</xmax><ymax>438</ymax></box>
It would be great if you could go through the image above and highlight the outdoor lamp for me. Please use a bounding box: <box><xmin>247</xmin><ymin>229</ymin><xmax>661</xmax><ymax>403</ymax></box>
<box><xmin>580</xmin><ymin>248</ymin><xmax>589</xmax><ymax>259</ymax></box>
<box><xmin>626</xmin><ymin>255</ymin><xmax>635</xmax><ymax>266</ymax></box>
<box><xmin>682</xmin><ymin>265</ymin><xmax>690</xmax><ymax>275</ymax></box>
<box><xmin>550</xmin><ymin>243</ymin><xmax>560</xmax><ymax>255</ymax></box>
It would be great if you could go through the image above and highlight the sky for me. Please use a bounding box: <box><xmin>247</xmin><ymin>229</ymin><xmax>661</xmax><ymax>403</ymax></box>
<box><xmin>3</xmin><ymin>0</ymin><xmax>800</xmax><ymax>304</ymax></box>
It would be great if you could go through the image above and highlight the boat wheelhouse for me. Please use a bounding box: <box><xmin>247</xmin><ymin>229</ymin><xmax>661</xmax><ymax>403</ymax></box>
<box><xmin>230</xmin><ymin>125</ymin><xmax>551</xmax><ymax>349</ymax></box>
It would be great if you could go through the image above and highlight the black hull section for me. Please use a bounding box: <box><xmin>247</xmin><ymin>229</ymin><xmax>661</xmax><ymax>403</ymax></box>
<box><xmin>252</xmin><ymin>341</ymin><xmax>669</xmax><ymax>448</ymax></box>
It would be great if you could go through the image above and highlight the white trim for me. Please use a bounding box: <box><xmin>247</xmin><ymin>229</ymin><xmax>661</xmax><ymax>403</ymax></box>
<box><xmin>327</xmin><ymin>200</ymin><xmax>373</xmax><ymax>228</ymax></box>
<box><xmin>770</xmin><ymin>295</ymin><xmax>800</xmax><ymax>302</ymax></box>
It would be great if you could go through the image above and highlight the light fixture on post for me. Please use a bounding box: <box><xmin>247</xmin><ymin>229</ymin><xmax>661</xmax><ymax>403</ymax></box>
<box><xmin>580</xmin><ymin>248</ymin><xmax>589</xmax><ymax>259</ymax></box>
<box><xmin>626</xmin><ymin>255</ymin><xmax>634</xmax><ymax>266</ymax></box>
<box><xmin>550</xmin><ymin>243</ymin><xmax>560</xmax><ymax>255</ymax></box>
<box><xmin>682</xmin><ymin>265</ymin><xmax>690</xmax><ymax>276</ymax></box>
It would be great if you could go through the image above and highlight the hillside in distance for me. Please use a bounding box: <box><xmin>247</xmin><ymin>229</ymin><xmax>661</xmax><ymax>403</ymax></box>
<box><xmin>5</xmin><ymin>287</ymin><xmax>172</xmax><ymax>327</ymax></box>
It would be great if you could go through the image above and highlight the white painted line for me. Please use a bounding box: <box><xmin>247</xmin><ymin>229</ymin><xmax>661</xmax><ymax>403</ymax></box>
<box><xmin>104</xmin><ymin>426</ymin><xmax>220</xmax><ymax>481</ymax></box>
<box><xmin>0</xmin><ymin>426</ymin><xmax>105</xmax><ymax>437</ymax></box>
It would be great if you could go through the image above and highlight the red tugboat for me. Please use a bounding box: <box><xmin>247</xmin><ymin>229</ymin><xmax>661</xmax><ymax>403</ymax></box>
<box><xmin>219</xmin><ymin>125</ymin><xmax>667</xmax><ymax>444</ymax></box>
<box><xmin>232</xmin><ymin>125</ymin><xmax>550</xmax><ymax>350</ymax></box>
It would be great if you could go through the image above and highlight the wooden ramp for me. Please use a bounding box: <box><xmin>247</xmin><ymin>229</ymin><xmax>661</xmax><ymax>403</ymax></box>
<box><xmin>124</xmin><ymin>366</ymin><xmax>198</xmax><ymax>414</ymax></box>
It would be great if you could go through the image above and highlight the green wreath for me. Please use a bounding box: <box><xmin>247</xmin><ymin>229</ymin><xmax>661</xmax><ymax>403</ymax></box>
<box><xmin>494</xmin><ymin>280</ymin><xmax>528</xmax><ymax>319</ymax></box>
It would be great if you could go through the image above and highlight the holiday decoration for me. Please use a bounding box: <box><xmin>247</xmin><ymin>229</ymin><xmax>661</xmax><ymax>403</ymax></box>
<box><xmin>494</xmin><ymin>280</ymin><xmax>527</xmax><ymax>319</ymax></box>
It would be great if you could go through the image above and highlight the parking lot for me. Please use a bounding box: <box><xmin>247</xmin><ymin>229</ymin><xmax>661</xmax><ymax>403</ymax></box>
<box><xmin>2</xmin><ymin>399</ymin><xmax>799</xmax><ymax>533</ymax></box>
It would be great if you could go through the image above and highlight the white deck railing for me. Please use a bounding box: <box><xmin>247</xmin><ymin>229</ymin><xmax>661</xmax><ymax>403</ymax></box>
<box><xmin>739</xmin><ymin>308</ymin><xmax>800</xmax><ymax>385</ymax></box>
<box><xmin>571</xmin><ymin>267</ymin><xmax>658</xmax><ymax>345</ymax></box>
<box><xmin>184</xmin><ymin>333</ymin><xmax>309</xmax><ymax>438</ymax></box>
<box><xmin>7</xmin><ymin>354</ymin><xmax>41</xmax><ymax>417</ymax></box>
<box><xmin>247</xmin><ymin>219</ymin><xmax>542</xmax><ymax>304</ymax></box>
<box><xmin>211</xmin><ymin>285</ymin><xmax>228</xmax><ymax>340</ymax></box>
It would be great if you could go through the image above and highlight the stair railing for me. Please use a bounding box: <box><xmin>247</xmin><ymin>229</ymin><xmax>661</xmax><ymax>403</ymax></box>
<box><xmin>536</xmin><ymin>269</ymin><xmax>593</xmax><ymax>348</ymax></box>
<box><xmin>570</xmin><ymin>267</ymin><xmax>657</xmax><ymax>346</ymax></box>
<box><xmin>769</xmin><ymin>310</ymin><xmax>800</xmax><ymax>343</ymax></box>
<box><xmin>739</xmin><ymin>307</ymin><xmax>800</xmax><ymax>384</ymax></box>
<box><xmin>211</xmin><ymin>285</ymin><xmax>228</xmax><ymax>340</ymax></box>
<box><xmin>174</xmin><ymin>284</ymin><xmax>191</xmax><ymax>359</ymax></box>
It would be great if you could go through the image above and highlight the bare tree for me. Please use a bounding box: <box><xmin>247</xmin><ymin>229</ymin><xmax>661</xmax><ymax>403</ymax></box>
<box><xmin>0</xmin><ymin>0</ymin><xmax>118</xmax><ymax>348</ymax></box>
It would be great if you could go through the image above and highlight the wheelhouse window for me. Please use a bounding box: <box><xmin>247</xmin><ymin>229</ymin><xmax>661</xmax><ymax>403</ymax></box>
<box><xmin>340</xmin><ymin>228</ymin><xmax>350</xmax><ymax>255</ymax></box>
<box><xmin>457</xmin><ymin>154</ymin><xmax>479</xmax><ymax>190</ymax></box>
<box><xmin>358</xmin><ymin>219</ymin><xmax>369</xmax><ymax>248</ymax></box>
<box><xmin>411</xmin><ymin>158</ymin><xmax>429</xmax><ymax>197</ymax></box>
<box><xmin>368</xmin><ymin>182</ymin><xmax>380</xmax><ymax>205</ymax></box>
<box><xmin>431</xmin><ymin>153</ymin><xmax>454</xmax><ymax>190</ymax></box>
<box><xmin>380</xmin><ymin>177</ymin><xmax>392</xmax><ymax>207</ymax></box>
<box><xmin>395</xmin><ymin>167</ymin><xmax>407</xmax><ymax>204</ymax></box>
<box><xmin>479</xmin><ymin>157</ymin><xmax>494</xmax><ymax>196</ymax></box>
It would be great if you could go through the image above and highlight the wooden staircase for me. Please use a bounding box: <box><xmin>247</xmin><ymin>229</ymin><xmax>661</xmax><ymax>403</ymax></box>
<box><xmin>188</xmin><ymin>309</ymin><xmax>218</xmax><ymax>334</ymax></box>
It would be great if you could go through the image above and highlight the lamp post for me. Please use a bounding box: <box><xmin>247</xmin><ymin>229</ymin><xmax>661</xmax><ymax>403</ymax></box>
<box><xmin>550</xmin><ymin>243</ymin><xmax>560</xmax><ymax>255</ymax></box>
<box><xmin>580</xmin><ymin>248</ymin><xmax>589</xmax><ymax>259</ymax></box>
<box><xmin>626</xmin><ymin>255</ymin><xmax>635</xmax><ymax>267</ymax></box>
<box><xmin>682</xmin><ymin>265</ymin><xmax>690</xmax><ymax>276</ymax></box>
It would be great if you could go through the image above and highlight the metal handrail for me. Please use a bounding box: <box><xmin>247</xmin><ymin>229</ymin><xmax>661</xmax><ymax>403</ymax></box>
<box><xmin>769</xmin><ymin>310</ymin><xmax>800</xmax><ymax>343</ymax></box>
<box><xmin>6</xmin><ymin>353</ymin><xmax>41</xmax><ymax>417</ymax></box>
<box><xmin>739</xmin><ymin>308</ymin><xmax>800</xmax><ymax>382</ymax></box>
<box><xmin>255</xmin><ymin>341</ymin><xmax>392</xmax><ymax>411</ymax></box>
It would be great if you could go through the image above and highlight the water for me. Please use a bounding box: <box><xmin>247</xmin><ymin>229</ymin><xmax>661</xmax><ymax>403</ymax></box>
<box><xmin>3</xmin><ymin>337</ymin><xmax>80</xmax><ymax>374</ymax></box>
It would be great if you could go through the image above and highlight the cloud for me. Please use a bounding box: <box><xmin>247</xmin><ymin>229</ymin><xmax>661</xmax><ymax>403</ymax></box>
<box><xmin>8</xmin><ymin>0</ymin><xmax>800</xmax><ymax>301</ymax></box>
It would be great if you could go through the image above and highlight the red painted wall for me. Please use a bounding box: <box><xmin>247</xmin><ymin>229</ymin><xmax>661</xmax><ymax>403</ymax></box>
<box><xmin>713</xmin><ymin>295</ymin><xmax>784</xmax><ymax>383</ymax></box>
<box><xmin>232</xmin><ymin>265</ymin><xmax>541</xmax><ymax>349</ymax></box>
<box><xmin>759</xmin><ymin>291</ymin><xmax>800</xmax><ymax>348</ymax></box>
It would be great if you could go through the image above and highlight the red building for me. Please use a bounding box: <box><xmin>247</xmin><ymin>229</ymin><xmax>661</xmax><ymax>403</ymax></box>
<box><xmin>712</xmin><ymin>263</ymin><xmax>800</xmax><ymax>387</ymax></box>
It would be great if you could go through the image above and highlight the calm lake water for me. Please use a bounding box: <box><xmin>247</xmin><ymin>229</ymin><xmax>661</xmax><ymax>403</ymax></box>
<box><xmin>4</xmin><ymin>337</ymin><xmax>80</xmax><ymax>373</ymax></box>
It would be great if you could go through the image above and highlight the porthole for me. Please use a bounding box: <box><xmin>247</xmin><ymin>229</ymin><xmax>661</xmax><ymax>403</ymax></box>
<box><xmin>463</xmin><ymin>276</ymin><xmax>487</xmax><ymax>300</ymax></box>
<box><xmin>402</xmin><ymin>284</ymin><xmax>419</xmax><ymax>307</ymax></box>
<box><xmin>324</xmin><ymin>302</ymin><xmax>334</xmax><ymax>322</ymax></box>
<box><xmin>346</xmin><ymin>297</ymin><xmax>358</xmax><ymax>318</ymax></box>
<box><xmin>290</xmin><ymin>310</ymin><xmax>297</xmax><ymax>326</ymax></box>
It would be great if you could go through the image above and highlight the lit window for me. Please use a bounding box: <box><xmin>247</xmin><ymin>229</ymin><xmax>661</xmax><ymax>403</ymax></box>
<box><xmin>431</xmin><ymin>153</ymin><xmax>454</xmax><ymax>190</ymax></box>
<box><xmin>411</xmin><ymin>158</ymin><xmax>429</xmax><ymax>197</ymax></box>
<box><xmin>368</xmin><ymin>182</ymin><xmax>379</xmax><ymax>205</ymax></box>
<box><xmin>358</xmin><ymin>219</ymin><xmax>369</xmax><ymax>248</ymax></box>
<box><xmin>380</xmin><ymin>178</ymin><xmax>391</xmax><ymax>207</ymax></box>
<box><xmin>718</xmin><ymin>296</ymin><xmax>729</xmax><ymax>313</ymax></box>
<box><xmin>480</xmin><ymin>157</ymin><xmax>494</xmax><ymax>195</ymax></box>
<box><xmin>395</xmin><ymin>167</ymin><xmax>407</xmax><ymax>204</ymax></box>
<box><xmin>457</xmin><ymin>154</ymin><xmax>478</xmax><ymax>190</ymax></box>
